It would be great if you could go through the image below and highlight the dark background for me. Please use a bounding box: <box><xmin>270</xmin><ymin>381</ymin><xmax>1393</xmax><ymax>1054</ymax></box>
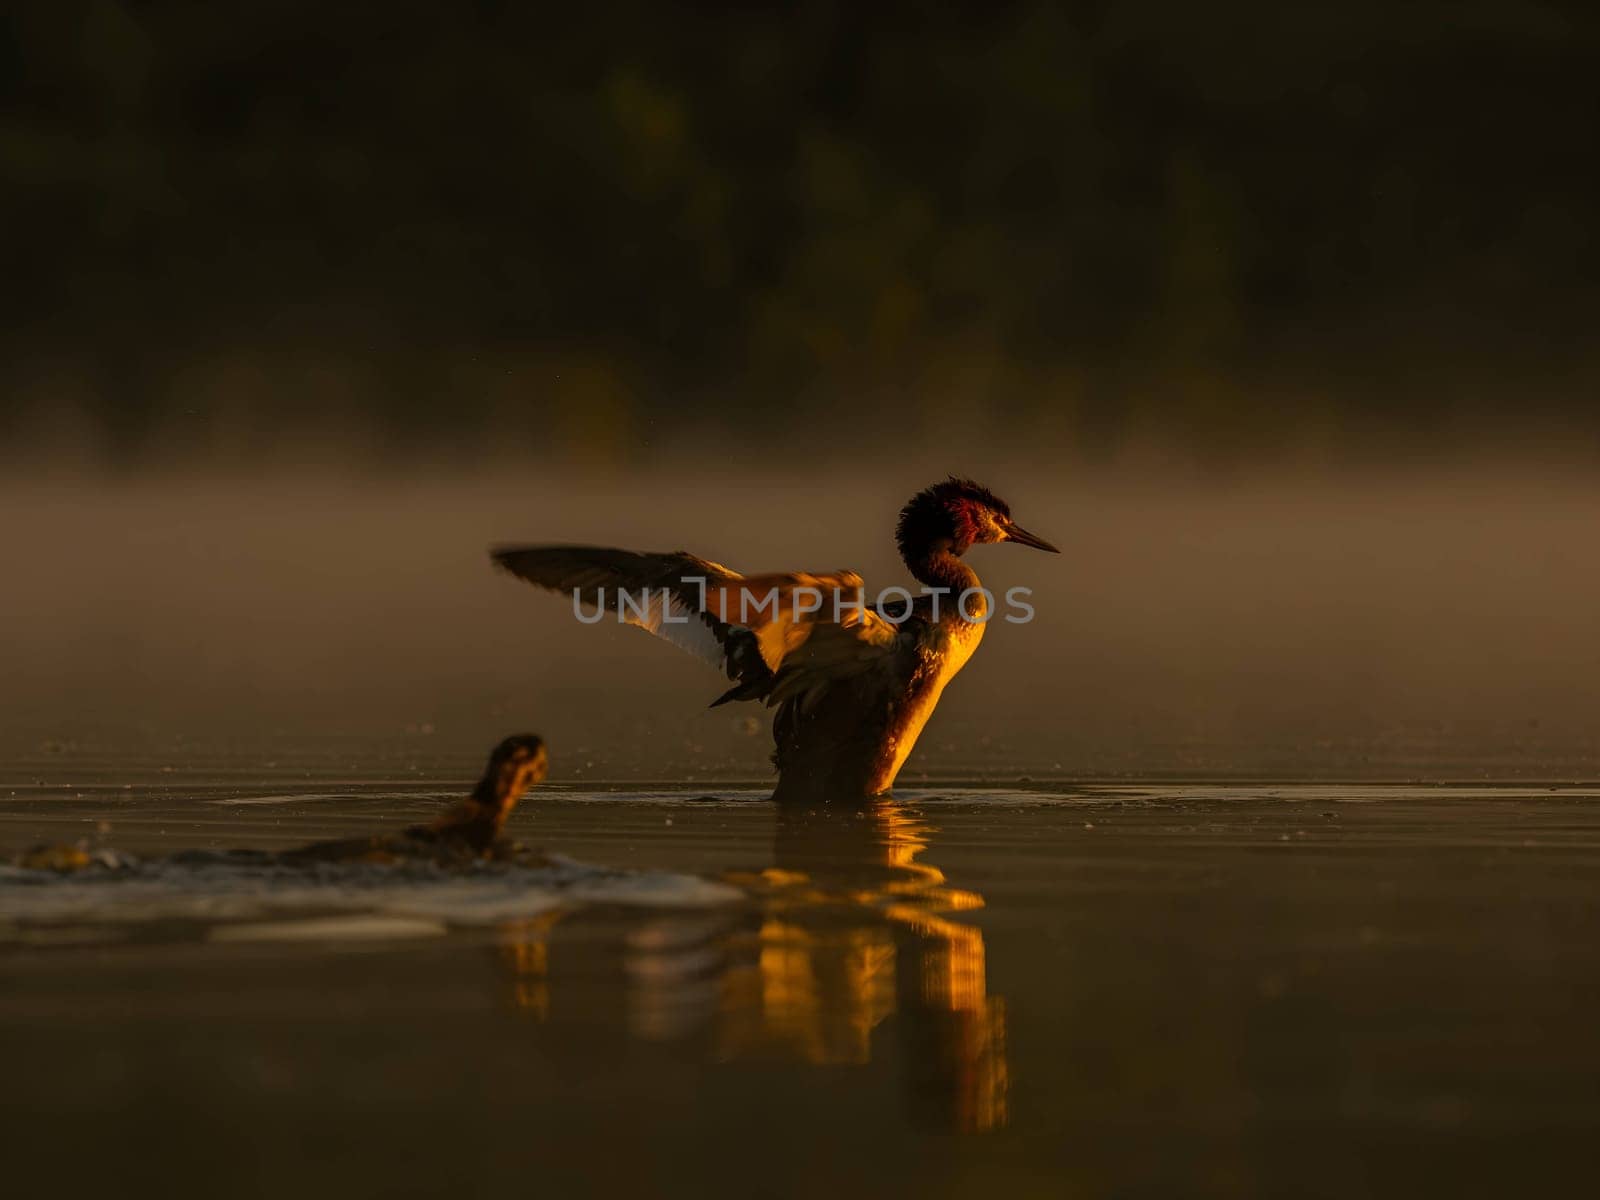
<box><xmin>4</xmin><ymin>1</ymin><xmax>1598</xmax><ymax>469</ymax></box>
<box><xmin>3</xmin><ymin>2</ymin><xmax>1599</xmax><ymax>774</ymax></box>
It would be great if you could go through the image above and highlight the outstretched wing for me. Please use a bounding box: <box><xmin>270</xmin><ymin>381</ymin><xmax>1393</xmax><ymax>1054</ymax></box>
<box><xmin>491</xmin><ymin>545</ymin><xmax>769</xmax><ymax>695</ymax></box>
<box><xmin>490</xmin><ymin>544</ymin><xmax>911</xmax><ymax>708</ymax></box>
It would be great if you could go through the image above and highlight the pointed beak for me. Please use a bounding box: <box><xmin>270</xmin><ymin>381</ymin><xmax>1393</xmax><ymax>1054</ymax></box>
<box><xmin>1004</xmin><ymin>523</ymin><xmax>1061</xmax><ymax>553</ymax></box>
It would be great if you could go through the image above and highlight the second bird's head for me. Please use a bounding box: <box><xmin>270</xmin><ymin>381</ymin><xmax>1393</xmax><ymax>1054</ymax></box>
<box><xmin>896</xmin><ymin>477</ymin><xmax>1061</xmax><ymax>560</ymax></box>
<box><xmin>478</xmin><ymin>734</ymin><xmax>550</xmax><ymax>811</ymax></box>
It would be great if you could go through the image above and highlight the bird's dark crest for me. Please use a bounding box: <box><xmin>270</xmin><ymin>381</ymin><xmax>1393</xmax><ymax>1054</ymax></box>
<box><xmin>487</xmin><ymin>733</ymin><xmax>546</xmax><ymax>764</ymax></box>
<box><xmin>895</xmin><ymin>476</ymin><xmax>1010</xmax><ymax>560</ymax></box>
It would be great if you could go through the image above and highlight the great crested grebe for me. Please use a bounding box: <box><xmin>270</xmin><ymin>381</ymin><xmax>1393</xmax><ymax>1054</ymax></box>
<box><xmin>492</xmin><ymin>478</ymin><xmax>1058</xmax><ymax>803</ymax></box>
<box><xmin>283</xmin><ymin>734</ymin><xmax>548</xmax><ymax>862</ymax></box>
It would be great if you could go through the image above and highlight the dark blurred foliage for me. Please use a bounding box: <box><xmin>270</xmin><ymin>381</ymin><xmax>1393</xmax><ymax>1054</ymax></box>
<box><xmin>2</xmin><ymin>0</ymin><xmax>1597</xmax><ymax>465</ymax></box>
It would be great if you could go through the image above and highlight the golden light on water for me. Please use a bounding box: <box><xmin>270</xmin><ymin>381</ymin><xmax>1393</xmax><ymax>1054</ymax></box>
<box><xmin>717</xmin><ymin>919</ymin><xmax>898</xmax><ymax>1066</ymax></box>
<box><xmin>485</xmin><ymin>802</ymin><xmax>1011</xmax><ymax>1131</ymax></box>
<box><xmin>681</xmin><ymin>803</ymin><xmax>1012</xmax><ymax>1130</ymax></box>
<box><xmin>498</xmin><ymin>912</ymin><xmax>565</xmax><ymax>1020</ymax></box>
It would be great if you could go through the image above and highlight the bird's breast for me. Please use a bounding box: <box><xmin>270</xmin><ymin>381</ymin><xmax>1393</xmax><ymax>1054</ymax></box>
<box><xmin>874</xmin><ymin>618</ymin><xmax>986</xmax><ymax>789</ymax></box>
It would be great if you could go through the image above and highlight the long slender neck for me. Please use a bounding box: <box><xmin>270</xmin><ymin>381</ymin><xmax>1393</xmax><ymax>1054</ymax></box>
<box><xmin>470</xmin><ymin>769</ymin><xmax>516</xmax><ymax>825</ymax></box>
<box><xmin>903</xmin><ymin>540</ymin><xmax>980</xmax><ymax>601</ymax></box>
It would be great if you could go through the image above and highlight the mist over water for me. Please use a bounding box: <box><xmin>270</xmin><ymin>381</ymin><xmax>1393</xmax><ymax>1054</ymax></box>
<box><xmin>6</xmin><ymin>461</ymin><xmax>1597</xmax><ymax>782</ymax></box>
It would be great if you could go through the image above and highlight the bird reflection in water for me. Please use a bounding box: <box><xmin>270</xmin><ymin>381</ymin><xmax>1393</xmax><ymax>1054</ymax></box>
<box><xmin>486</xmin><ymin>803</ymin><xmax>1008</xmax><ymax>1132</ymax></box>
<box><xmin>496</xmin><ymin>910</ymin><xmax>566</xmax><ymax>1021</ymax></box>
<box><xmin>638</xmin><ymin>803</ymin><xmax>1009</xmax><ymax>1134</ymax></box>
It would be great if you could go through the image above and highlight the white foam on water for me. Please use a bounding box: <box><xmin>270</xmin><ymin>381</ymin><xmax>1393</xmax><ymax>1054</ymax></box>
<box><xmin>209</xmin><ymin>914</ymin><xmax>448</xmax><ymax>942</ymax></box>
<box><xmin>208</xmin><ymin>793</ymin><xmax>391</xmax><ymax>807</ymax></box>
<box><xmin>542</xmin><ymin>784</ymin><xmax>1600</xmax><ymax>811</ymax></box>
<box><xmin>0</xmin><ymin>854</ymin><xmax>744</xmax><ymax>936</ymax></box>
<box><xmin>897</xmin><ymin>784</ymin><xmax>1600</xmax><ymax>807</ymax></box>
<box><xmin>553</xmin><ymin>790</ymin><xmax>775</xmax><ymax>807</ymax></box>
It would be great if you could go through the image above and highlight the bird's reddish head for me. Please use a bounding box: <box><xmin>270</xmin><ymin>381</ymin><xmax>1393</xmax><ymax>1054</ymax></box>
<box><xmin>895</xmin><ymin>477</ymin><xmax>1060</xmax><ymax>560</ymax></box>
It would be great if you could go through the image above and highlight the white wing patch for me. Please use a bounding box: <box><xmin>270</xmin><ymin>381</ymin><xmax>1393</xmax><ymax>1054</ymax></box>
<box><xmin>493</xmin><ymin>544</ymin><xmax>914</xmax><ymax>705</ymax></box>
<box><xmin>619</xmin><ymin>588</ymin><xmax>727</xmax><ymax>671</ymax></box>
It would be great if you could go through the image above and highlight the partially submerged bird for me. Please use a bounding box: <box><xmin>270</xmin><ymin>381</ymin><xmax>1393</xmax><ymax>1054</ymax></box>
<box><xmin>493</xmin><ymin>478</ymin><xmax>1059</xmax><ymax>802</ymax></box>
<box><xmin>9</xmin><ymin>736</ymin><xmax>551</xmax><ymax>872</ymax></box>
<box><xmin>280</xmin><ymin>734</ymin><xmax>549</xmax><ymax>864</ymax></box>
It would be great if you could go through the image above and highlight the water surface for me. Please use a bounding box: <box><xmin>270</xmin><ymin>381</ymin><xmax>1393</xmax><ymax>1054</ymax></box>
<box><xmin>4</xmin><ymin>765</ymin><xmax>1599</xmax><ymax>1197</ymax></box>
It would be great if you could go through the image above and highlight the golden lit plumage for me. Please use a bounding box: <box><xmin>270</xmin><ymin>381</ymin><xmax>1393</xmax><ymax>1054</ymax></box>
<box><xmin>492</xmin><ymin>478</ymin><xmax>1058</xmax><ymax>802</ymax></box>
